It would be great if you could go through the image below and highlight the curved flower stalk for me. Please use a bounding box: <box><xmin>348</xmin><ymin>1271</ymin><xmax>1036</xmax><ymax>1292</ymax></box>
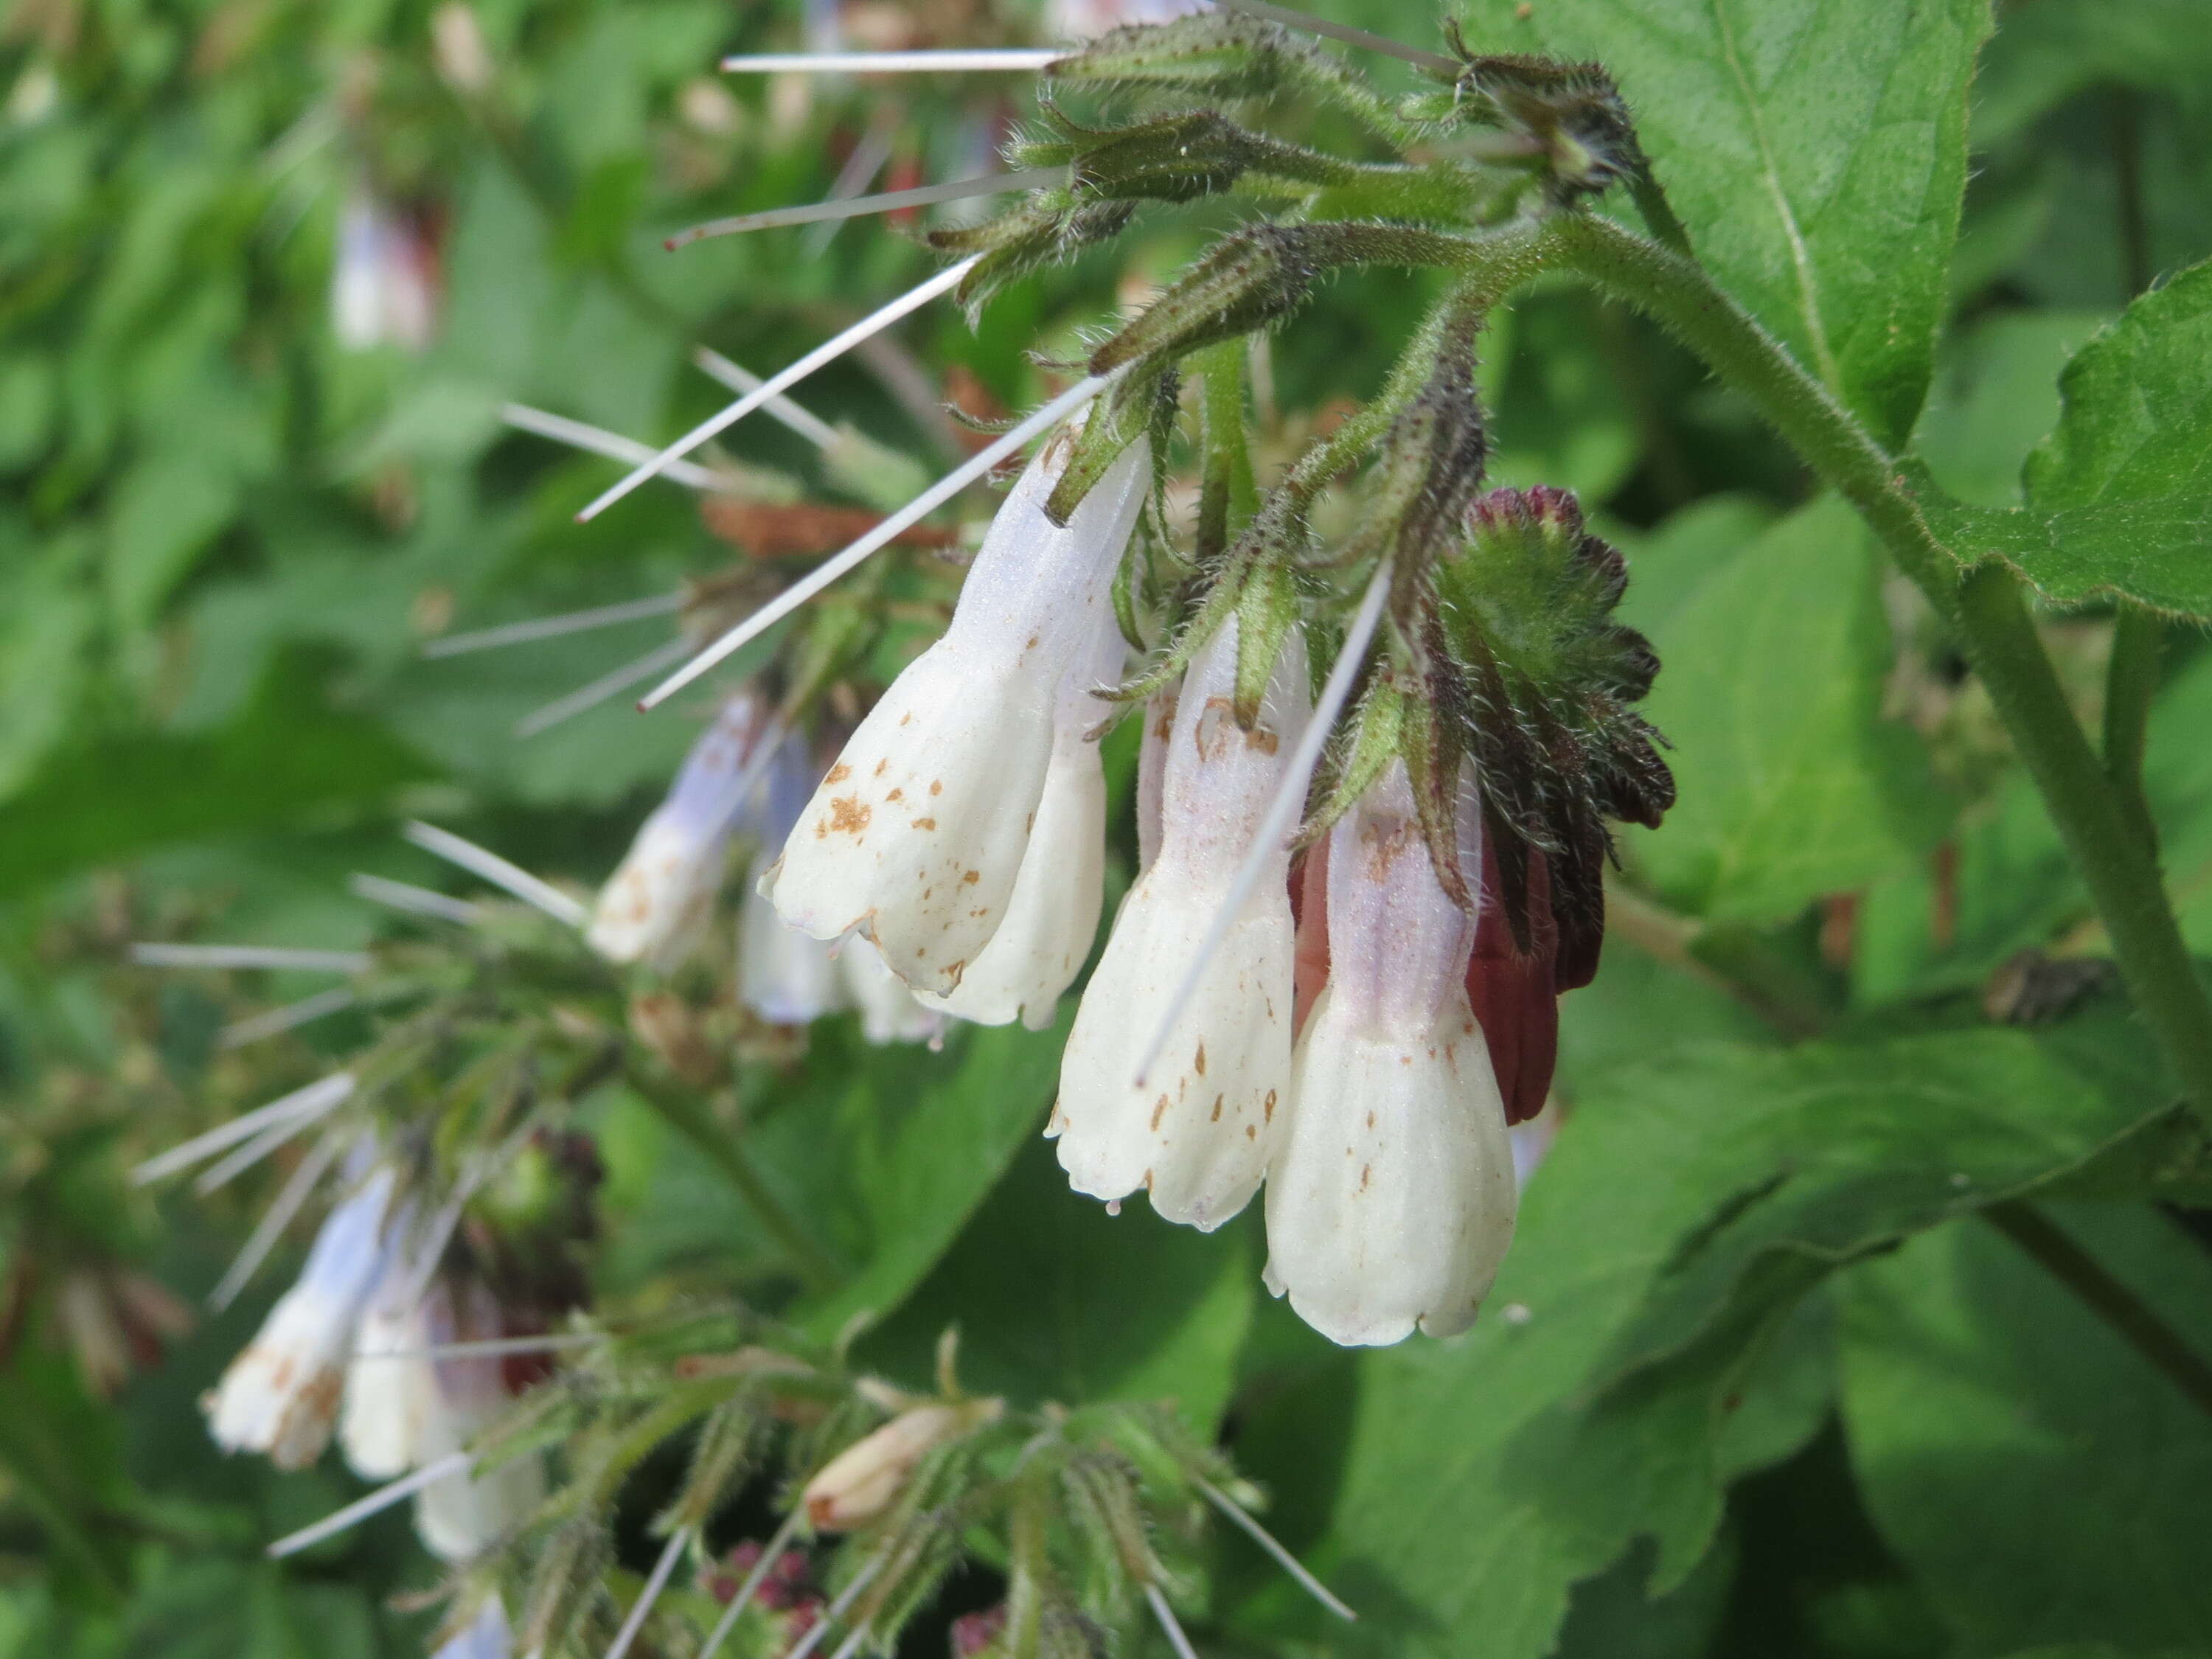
<box><xmin>1051</xmin><ymin>616</ymin><xmax>1310</xmax><ymax>1230</ymax></box>
<box><xmin>914</xmin><ymin>619</ymin><xmax>1126</xmax><ymax>1030</ymax></box>
<box><xmin>761</xmin><ymin>434</ymin><xmax>1150</xmax><ymax>996</ymax></box>
<box><xmin>1264</xmin><ymin>761</ymin><xmax>1515</xmax><ymax>1346</ymax></box>
<box><xmin>589</xmin><ymin>692</ymin><xmax>778</xmax><ymax>972</ymax></box>
<box><xmin>206</xmin><ymin>1164</ymin><xmax>403</xmax><ymax>1468</ymax></box>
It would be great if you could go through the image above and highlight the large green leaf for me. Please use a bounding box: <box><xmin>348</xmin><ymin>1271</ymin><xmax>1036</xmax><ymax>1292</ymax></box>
<box><xmin>1313</xmin><ymin>1009</ymin><xmax>2173</xmax><ymax>1659</ymax></box>
<box><xmin>2003</xmin><ymin>260</ymin><xmax>2212</xmax><ymax>617</ymax></box>
<box><xmin>1528</xmin><ymin>0</ymin><xmax>1989</xmax><ymax>446</ymax></box>
<box><xmin>1840</xmin><ymin>1204</ymin><xmax>2212</xmax><ymax>1652</ymax></box>
<box><xmin>1629</xmin><ymin>495</ymin><xmax>1938</xmax><ymax>922</ymax></box>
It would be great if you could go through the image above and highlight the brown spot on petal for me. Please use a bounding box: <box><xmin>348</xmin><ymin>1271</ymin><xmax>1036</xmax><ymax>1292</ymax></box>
<box><xmin>827</xmin><ymin>762</ymin><xmax>852</xmax><ymax>784</ymax></box>
<box><xmin>962</xmin><ymin>870</ymin><xmax>981</xmax><ymax>885</ymax></box>
<box><xmin>874</xmin><ymin>757</ymin><xmax>889</xmax><ymax>776</ymax></box>
<box><xmin>899</xmin><ymin>712</ymin><xmax>912</xmax><ymax>726</ymax></box>
<box><xmin>1210</xmin><ymin>1094</ymin><xmax>1223</xmax><ymax>1122</ymax></box>
<box><xmin>1150</xmin><ymin>1094</ymin><xmax>1169</xmax><ymax>1131</ymax></box>
<box><xmin>886</xmin><ymin>787</ymin><xmax>903</xmax><ymax>801</ymax></box>
<box><xmin>1263</xmin><ymin>1089</ymin><xmax>1278</xmax><ymax>1123</ymax></box>
<box><xmin>930</xmin><ymin>779</ymin><xmax>943</xmax><ymax>796</ymax></box>
<box><xmin>1360</xmin><ymin>1163</ymin><xmax>1371</xmax><ymax>1191</ymax></box>
<box><xmin>911</xmin><ymin>817</ymin><xmax>936</xmax><ymax>830</ymax></box>
<box><xmin>1245</xmin><ymin>1124</ymin><xmax>1257</xmax><ymax>1139</ymax></box>
<box><xmin>1245</xmin><ymin>726</ymin><xmax>1280</xmax><ymax>755</ymax></box>
<box><xmin>827</xmin><ymin>797</ymin><xmax>872</xmax><ymax>835</ymax></box>
<box><xmin>1366</xmin><ymin>1110</ymin><xmax>1376</xmax><ymax>1129</ymax></box>
<box><xmin>1194</xmin><ymin>1042</ymin><xmax>1206</xmax><ymax>1077</ymax></box>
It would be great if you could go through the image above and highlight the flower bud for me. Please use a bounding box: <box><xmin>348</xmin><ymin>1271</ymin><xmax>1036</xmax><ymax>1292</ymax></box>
<box><xmin>1051</xmin><ymin>615</ymin><xmax>1309</xmax><ymax>1230</ymax></box>
<box><xmin>801</xmin><ymin>1399</ymin><xmax>1002</xmax><ymax>1531</ymax></box>
<box><xmin>206</xmin><ymin>1166</ymin><xmax>400</xmax><ymax>1468</ymax></box>
<box><xmin>762</xmin><ymin>435</ymin><xmax>1148</xmax><ymax>997</ymax></box>
<box><xmin>411</xmin><ymin>1280</ymin><xmax>548</xmax><ymax>1563</ymax></box>
<box><xmin>589</xmin><ymin>693</ymin><xmax>776</xmax><ymax>973</ymax></box>
<box><xmin>1263</xmin><ymin>762</ymin><xmax>1516</xmax><ymax>1346</ymax></box>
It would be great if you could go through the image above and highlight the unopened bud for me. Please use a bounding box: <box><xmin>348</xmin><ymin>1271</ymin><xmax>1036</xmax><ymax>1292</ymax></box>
<box><xmin>800</xmin><ymin>1399</ymin><xmax>1002</xmax><ymax>1531</ymax></box>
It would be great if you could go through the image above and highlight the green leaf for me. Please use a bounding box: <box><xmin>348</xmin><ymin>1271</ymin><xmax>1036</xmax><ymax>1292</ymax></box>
<box><xmin>2007</xmin><ymin>260</ymin><xmax>2212</xmax><ymax>617</ymax></box>
<box><xmin>0</xmin><ymin>543</ymin><xmax>96</xmax><ymax>802</ymax></box>
<box><xmin>858</xmin><ymin>1138</ymin><xmax>1259</xmax><ymax>1430</ymax></box>
<box><xmin>1313</xmin><ymin>1009</ymin><xmax>2171</xmax><ymax>1659</ymax></box>
<box><xmin>1913</xmin><ymin>309</ymin><xmax>2111</xmax><ymax>509</ymax></box>
<box><xmin>1628</xmin><ymin>495</ymin><xmax>1938</xmax><ymax>923</ymax></box>
<box><xmin>1840</xmin><ymin>1204</ymin><xmax>2212</xmax><ymax>1652</ymax></box>
<box><xmin>1528</xmin><ymin>0</ymin><xmax>1990</xmax><ymax>446</ymax></box>
<box><xmin>105</xmin><ymin>449</ymin><xmax>240</xmax><ymax>630</ymax></box>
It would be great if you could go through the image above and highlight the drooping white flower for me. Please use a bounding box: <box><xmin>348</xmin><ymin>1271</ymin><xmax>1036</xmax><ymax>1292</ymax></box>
<box><xmin>589</xmin><ymin>692</ymin><xmax>774</xmax><ymax>972</ymax></box>
<box><xmin>338</xmin><ymin>1270</ymin><xmax>439</xmax><ymax>1481</ymax></box>
<box><xmin>839</xmin><ymin>935</ymin><xmax>945</xmax><ymax>1047</ymax></box>
<box><xmin>411</xmin><ymin>1281</ymin><xmax>547</xmax><ymax>1564</ymax></box>
<box><xmin>1050</xmin><ymin>616</ymin><xmax>1310</xmax><ymax>1230</ymax></box>
<box><xmin>206</xmin><ymin>1166</ymin><xmax>400</xmax><ymax>1469</ymax></box>
<box><xmin>739</xmin><ymin>882</ymin><xmax>850</xmax><ymax>1024</ymax></box>
<box><xmin>761</xmin><ymin>434</ymin><xmax>1149</xmax><ymax>997</ymax></box>
<box><xmin>915</xmin><ymin>621</ymin><xmax>1124</xmax><ymax>1030</ymax></box>
<box><xmin>331</xmin><ymin>195</ymin><xmax>436</xmax><ymax>354</ymax></box>
<box><xmin>431</xmin><ymin>1594</ymin><xmax>512</xmax><ymax>1659</ymax></box>
<box><xmin>1263</xmin><ymin>762</ymin><xmax>1516</xmax><ymax>1346</ymax></box>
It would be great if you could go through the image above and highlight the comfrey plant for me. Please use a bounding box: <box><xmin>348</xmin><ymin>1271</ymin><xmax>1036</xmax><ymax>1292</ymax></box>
<box><xmin>577</xmin><ymin>2</ymin><xmax>1680</xmax><ymax>1352</ymax></box>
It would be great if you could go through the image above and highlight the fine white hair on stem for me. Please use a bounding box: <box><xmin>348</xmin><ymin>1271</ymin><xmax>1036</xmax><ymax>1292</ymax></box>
<box><xmin>1133</xmin><ymin>557</ymin><xmax>1394</xmax><ymax>1088</ymax></box>
<box><xmin>782</xmin><ymin>1555</ymin><xmax>886</xmax><ymax>1659</ymax></box>
<box><xmin>130</xmin><ymin>943</ymin><xmax>370</xmax><ymax>973</ymax></box>
<box><xmin>131</xmin><ymin>1073</ymin><xmax>358</xmax><ymax>1186</ymax></box>
<box><xmin>348</xmin><ymin>872</ymin><xmax>486</xmax><ymax>925</ymax></box>
<box><xmin>695</xmin><ymin>1506</ymin><xmax>810</xmax><ymax>1659</ymax></box>
<box><xmin>668</xmin><ymin>169</ymin><xmax>1061</xmax><ymax>249</ymax></box>
<box><xmin>190</xmin><ymin>1090</ymin><xmax>345</xmax><ymax>1196</ymax></box>
<box><xmin>692</xmin><ymin>349</ymin><xmax>840</xmax><ymax>450</ymax></box>
<box><xmin>1144</xmin><ymin>1584</ymin><xmax>1203</xmax><ymax>1659</ymax></box>
<box><xmin>576</xmin><ymin>257</ymin><xmax>981</xmax><ymax>523</ymax></box>
<box><xmin>515</xmin><ymin>637</ymin><xmax>695</xmax><ymax>739</ymax></box>
<box><xmin>640</xmin><ymin>368</ymin><xmax>1126</xmax><ymax>712</ymax></box>
<box><xmin>401</xmin><ymin>821</ymin><xmax>589</xmax><ymax>929</ymax></box>
<box><xmin>265</xmin><ymin>1450</ymin><xmax>473</xmax><ymax>1557</ymax></box>
<box><xmin>349</xmin><ymin>1328</ymin><xmax>610</xmax><ymax>1364</ymax></box>
<box><xmin>420</xmin><ymin>589</ymin><xmax>686</xmax><ymax>659</ymax></box>
<box><xmin>1215</xmin><ymin>0</ymin><xmax>1460</xmax><ymax>74</ymax></box>
<box><xmin>605</xmin><ymin>1526</ymin><xmax>692</xmax><ymax>1659</ymax></box>
<box><xmin>498</xmin><ymin>405</ymin><xmax>728</xmax><ymax>492</ymax></box>
<box><xmin>1194</xmin><ymin>1478</ymin><xmax>1357</xmax><ymax>1621</ymax></box>
<box><xmin>218</xmin><ymin>986</ymin><xmax>358</xmax><ymax>1051</ymax></box>
<box><xmin>206</xmin><ymin>1130</ymin><xmax>349</xmax><ymax>1312</ymax></box>
<box><xmin>718</xmin><ymin>48</ymin><xmax>1060</xmax><ymax>74</ymax></box>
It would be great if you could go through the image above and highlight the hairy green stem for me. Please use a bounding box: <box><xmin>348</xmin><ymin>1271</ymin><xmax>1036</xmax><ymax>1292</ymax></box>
<box><xmin>624</xmin><ymin>1064</ymin><xmax>842</xmax><ymax>1293</ymax></box>
<box><xmin>1195</xmin><ymin>341</ymin><xmax>1258</xmax><ymax>560</ymax></box>
<box><xmin>2104</xmin><ymin>602</ymin><xmax>2163</xmax><ymax>851</ymax></box>
<box><xmin>1986</xmin><ymin>1200</ymin><xmax>2212</xmax><ymax>1419</ymax></box>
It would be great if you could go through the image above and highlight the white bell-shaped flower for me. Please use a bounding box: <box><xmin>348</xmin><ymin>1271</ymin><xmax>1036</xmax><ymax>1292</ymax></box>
<box><xmin>206</xmin><ymin>1167</ymin><xmax>400</xmax><ymax>1469</ymax></box>
<box><xmin>839</xmin><ymin>936</ymin><xmax>945</xmax><ymax>1047</ymax></box>
<box><xmin>761</xmin><ymin>434</ymin><xmax>1149</xmax><ymax>996</ymax></box>
<box><xmin>1133</xmin><ymin>684</ymin><xmax>1178</xmax><ymax>877</ymax></box>
<box><xmin>739</xmin><ymin>882</ymin><xmax>850</xmax><ymax>1024</ymax></box>
<box><xmin>411</xmin><ymin>1281</ymin><xmax>547</xmax><ymax>1563</ymax></box>
<box><xmin>1262</xmin><ymin>761</ymin><xmax>1516</xmax><ymax>1346</ymax></box>
<box><xmin>588</xmin><ymin>692</ymin><xmax>774</xmax><ymax>972</ymax></box>
<box><xmin>914</xmin><ymin>622</ymin><xmax>1123</xmax><ymax>1030</ymax></box>
<box><xmin>338</xmin><ymin>1270</ymin><xmax>439</xmax><ymax>1480</ymax></box>
<box><xmin>1050</xmin><ymin>616</ymin><xmax>1310</xmax><ymax>1230</ymax></box>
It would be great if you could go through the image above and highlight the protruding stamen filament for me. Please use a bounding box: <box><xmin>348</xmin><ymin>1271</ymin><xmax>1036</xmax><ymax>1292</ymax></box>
<box><xmin>420</xmin><ymin>588</ymin><xmax>684</xmax><ymax>658</ymax></box>
<box><xmin>349</xmin><ymin>1329</ymin><xmax>609</xmax><ymax>1363</ymax></box>
<box><xmin>131</xmin><ymin>943</ymin><xmax>369</xmax><ymax>973</ymax></box>
<box><xmin>265</xmin><ymin>1450</ymin><xmax>473</xmax><ymax>1557</ymax></box>
<box><xmin>131</xmin><ymin>1073</ymin><xmax>358</xmax><ymax>1186</ymax></box>
<box><xmin>696</xmin><ymin>1506</ymin><xmax>809</xmax><ymax>1659</ymax></box>
<box><xmin>781</xmin><ymin>1556</ymin><xmax>886</xmax><ymax>1659</ymax></box>
<box><xmin>499</xmin><ymin>403</ymin><xmax>728</xmax><ymax>491</ymax></box>
<box><xmin>218</xmin><ymin>987</ymin><xmax>358</xmax><ymax>1050</ymax></box>
<box><xmin>1133</xmin><ymin>557</ymin><xmax>1393</xmax><ymax>1088</ymax></box>
<box><xmin>666</xmin><ymin>170</ymin><xmax>1060</xmax><ymax>249</ymax></box>
<box><xmin>692</xmin><ymin>349</ymin><xmax>840</xmax><ymax>449</ymax></box>
<box><xmin>192</xmin><ymin>1094</ymin><xmax>341</xmax><ymax>1195</ymax></box>
<box><xmin>1195</xmin><ymin>1478</ymin><xmax>1357</xmax><ymax>1621</ymax></box>
<box><xmin>1216</xmin><ymin>0</ymin><xmax>1459</xmax><ymax>74</ymax></box>
<box><xmin>718</xmin><ymin>48</ymin><xmax>1061</xmax><ymax>74</ymax></box>
<box><xmin>1144</xmin><ymin>1584</ymin><xmax>1203</xmax><ymax>1659</ymax></box>
<box><xmin>515</xmin><ymin>638</ymin><xmax>695</xmax><ymax>738</ymax></box>
<box><xmin>639</xmin><ymin>368</ymin><xmax>1124</xmax><ymax>712</ymax></box>
<box><xmin>348</xmin><ymin>872</ymin><xmax>486</xmax><ymax>924</ymax></box>
<box><xmin>401</xmin><ymin>821</ymin><xmax>590</xmax><ymax>928</ymax></box>
<box><xmin>207</xmin><ymin>1130</ymin><xmax>347</xmax><ymax>1311</ymax></box>
<box><xmin>576</xmin><ymin>257</ymin><xmax>982</xmax><ymax>523</ymax></box>
<box><xmin>606</xmin><ymin>1526</ymin><xmax>692</xmax><ymax>1659</ymax></box>
<box><xmin>804</xmin><ymin>119</ymin><xmax>896</xmax><ymax>256</ymax></box>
